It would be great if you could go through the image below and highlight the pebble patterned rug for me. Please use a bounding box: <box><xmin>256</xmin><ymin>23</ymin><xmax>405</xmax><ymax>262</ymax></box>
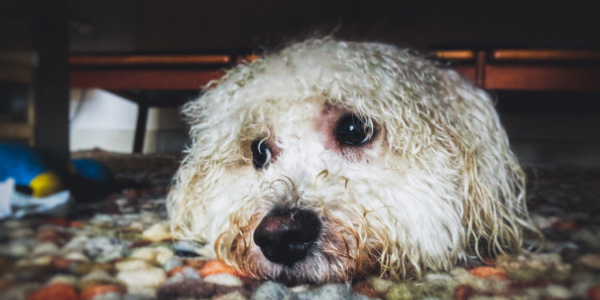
<box><xmin>1</xmin><ymin>151</ymin><xmax>599</xmax><ymax>300</ymax></box>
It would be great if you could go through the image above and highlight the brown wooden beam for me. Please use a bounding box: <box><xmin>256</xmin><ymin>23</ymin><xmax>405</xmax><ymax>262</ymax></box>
<box><xmin>238</xmin><ymin>54</ymin><xmax>261</xmax><ymax>63</ymax></box>
<box><xmin>70</xmin><ymin>70</ymin><xmax>225</xmax><ymax>90</ymax></box>
<box><xmin>70</xmin><ymin>65</ymin><xmax>481</xmax><ymax>91</ymax></box>
<box><xmin>70</xmin><ymin>54</ymin><xmax>231</xmax><ymax>66</ymax></box>
<box><xmin>0</xmin><ymin>122</ymin><xmax>32</xmax><ymax>140</ymax></box>
<box><xmin>492</xmin><ymin>50</ymin><xmax>600</xmax><ymax>62</ymax></box>
<box><xmin>449</xmin><ymin>65</ymin><xmax>476</xmax><ymax>83</ymax></box>
<box><xmin>485</xmin><ymin>65</ymin><xmax>600</xmax><ymax>91</ymax></box>
<box><xmin>68</xmin><ymin>51</ymin><xmax>600</xmax><ymax>93</ymax></box>
<box><xmin>474</xmin><ymin>51</ymin><xmax>487</xmax><ymax>88</ymax></box>
<box><xmin>432</xmin><ymin>50</ymin><xmax>475</xmax><ymax>61</ymax></box>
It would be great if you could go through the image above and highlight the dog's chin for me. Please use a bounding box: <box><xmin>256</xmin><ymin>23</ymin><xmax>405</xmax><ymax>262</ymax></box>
<box><xmin>248</xmin><ymin>248</ymin><xmax>353</xmax><ymax>284</ymax></box>
<box><xmin>227</xmin><ymin>237</ymin><xmax>362</xmax><ymax>284</ymax></box>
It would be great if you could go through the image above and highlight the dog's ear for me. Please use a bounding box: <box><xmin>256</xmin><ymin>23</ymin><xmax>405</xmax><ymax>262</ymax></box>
<box><xmin>167</xmin><ymin>155</ymin><xmax>210</xmax><ymax>242</ymax></box>
<box><xmin>440</xmin><ymin>70</ymin><xmax>539</xmax><ymax>257</ymax></box>
<box><xmin>168</xmin><ymin>54</ymin><xmax>270</xmax><ymax>243</ymax></box>
<box><xmin>167</xmin><ymin>90</ymin><xmax>243</xmax><ymax>243</ymax></box>
<box><xmin>167</xmin><ymin>95</ymin><xmax>214</xmax><ymax>242</ymax></box>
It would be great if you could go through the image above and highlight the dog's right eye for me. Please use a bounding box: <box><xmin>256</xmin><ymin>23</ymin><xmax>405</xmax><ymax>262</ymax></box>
<box><xmin>251</xmin><ymin>139</ymin><xmax>271</xmax><ymax>169</ymax></box>
<box><xmin>336</xmin><ymin>114</ymin><xmax>373</xmax><ymax>146</ymax></box>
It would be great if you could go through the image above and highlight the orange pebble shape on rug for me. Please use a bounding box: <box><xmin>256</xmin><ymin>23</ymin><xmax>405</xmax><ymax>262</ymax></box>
<box><xmin>468</xmin><ymin>266</ymin><xmax>508</xmax><ymax>279</ymax></box>
<box><xmin>80</xmin><ymin>284</ymin><xmax>124</xmax><ymax>300</ymax></box>
<box><xmin>27</xmin><ymin>283</ymin><xmax>78</xmax><ymax>300</ymax></box>
<box><xmin>199</xmin><ymin>260</ymin><xmax>241</xmax><ymax>277</ymax></box>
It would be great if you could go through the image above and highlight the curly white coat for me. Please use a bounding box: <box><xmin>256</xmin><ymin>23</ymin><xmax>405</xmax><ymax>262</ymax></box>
<box><xmin>167</xmin><ymin>38</ymin><xmax>537</xmax><ymax>283</ymax></box>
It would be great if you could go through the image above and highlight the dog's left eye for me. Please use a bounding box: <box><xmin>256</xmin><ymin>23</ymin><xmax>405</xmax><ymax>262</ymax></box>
<box><xmin>251</xmin><ymin>139</ymin><xmax>271</xmax><ymax>169</ymax></box>
<box><xmin>336</xmin><ymin>114</ymin><xmax>373</xmax><ymax>146</ymax></box>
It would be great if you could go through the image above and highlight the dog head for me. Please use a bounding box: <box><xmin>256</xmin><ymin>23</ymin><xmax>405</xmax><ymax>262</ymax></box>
<box><xmin>168</xmin><ymin>38</ymin><xmax>535</xmax><ymax>283</ymax></box>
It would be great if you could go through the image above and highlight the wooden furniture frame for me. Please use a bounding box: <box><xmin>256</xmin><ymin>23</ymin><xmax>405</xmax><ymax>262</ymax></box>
<box><xmin>434</xmin><ymin>49</ymin><xmax>600</xmax><ymax>92</ymax></box>
<box><xmin>0</xmin><ymin>57</ymin><xmax>35</xmax><ymax>143</ymax></box>
<box><xmin>71</xmin><ymin>50</ymin><xmax>600</xmax><ymax>91</ymax></box>
<box><xmin>69</xmin><ymin>49</ymin><xmax>600</xmax><ymax>153</ymax></box>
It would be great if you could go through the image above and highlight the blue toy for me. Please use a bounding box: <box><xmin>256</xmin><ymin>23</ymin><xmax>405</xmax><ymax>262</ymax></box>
<box><xmin>72</xmin><ymin>158</ymin><xmax>112</xmax><ymax>182</ymax></box>
<box><xmin>0</xmin><ymin>142</ymin><xmax>63</xmax><ymax>197</ymax></box>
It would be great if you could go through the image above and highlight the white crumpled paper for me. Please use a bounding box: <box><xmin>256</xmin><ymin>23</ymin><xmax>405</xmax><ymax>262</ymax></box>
<box><xmin>0</xmin><ymin>178</ymin><xmax>72</xmax><ymax>219</ymax></box>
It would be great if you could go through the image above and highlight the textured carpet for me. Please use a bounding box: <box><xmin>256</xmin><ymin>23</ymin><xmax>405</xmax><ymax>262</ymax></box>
<box><xmin>1</xmin><ymin>151</ymin><xmax>599</xmax><ymax>300</ymax></box>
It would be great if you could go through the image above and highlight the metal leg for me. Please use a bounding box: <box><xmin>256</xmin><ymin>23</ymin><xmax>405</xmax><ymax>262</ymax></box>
<box><xmin>133</xmin><ymin>102</ymin><xmax>149</xmax><ymax>153</ymax></box>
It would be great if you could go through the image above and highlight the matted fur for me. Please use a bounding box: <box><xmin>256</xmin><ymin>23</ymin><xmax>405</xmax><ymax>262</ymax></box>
<box><xmin>167</xmin><ymin>38</ymin><xmax>537</xmax><ymax>283</ymax></box>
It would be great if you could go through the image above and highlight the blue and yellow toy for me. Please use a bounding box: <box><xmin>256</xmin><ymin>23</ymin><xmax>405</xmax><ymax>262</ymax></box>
<box><xmin>0</xmin><ymin>142</ymin><xmax>64</xmax><ymax>198</ymax></box>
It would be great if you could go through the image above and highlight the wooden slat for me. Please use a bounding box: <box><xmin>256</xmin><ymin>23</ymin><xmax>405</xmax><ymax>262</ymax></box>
<box><xmin>70</xmin><ymin>54</ymin><xmax>231</xmax><ymax>66</ymax></box>
<box><xmin>235</xmin><ymin>54</ymin><xmax>259</xmax><ymax>64</ymax></box>
<box><xmin>432</xmin><ymin>50</ymin><xmax>475</xmax><ymax>61</ymax></box>
<box><xmin>0</xmin><ymin>122</ymin><xmax>32</xmax><ymax>139</ymax></box>
<box><xmin>492</xmin><ymin>50</ymin><xmax>600</xmax><ymax>61</ymax></box>
<box><xmin>242</xmin><ymin>54</ymin><xmax>260</xmax><ymax>62</ymax></box>
<box><xmin>69</xmin><ymin>67</ymin><xmax>480</xmax><ymax>90</ymax></box>
<box><xmin>70</xmin><ymin>70</ymin><xmax>225</xmax><ymax>90</ymax></box>
<box><xmin>475</xmin><ymin>50</ymin><xmax>486</xmax><ymax>88</ymax></box>
<box><xmin>69</xmin><ymin>51</ymin><xmax>600</xmax><ymax>92</ymax></box>
<box><xmin>0</xmin><ymin>63</ymin><xmax>33</xmax><ymax>83</ymax></box>
<box><xmin>449</xmin><ymin>65</ymin><xmax>476</xmax><ymax>82</ymax></box>
<box><xmin>485</xmin><ymin>65</ymin><xmax>600</xmax><ymax>91</ymax></box>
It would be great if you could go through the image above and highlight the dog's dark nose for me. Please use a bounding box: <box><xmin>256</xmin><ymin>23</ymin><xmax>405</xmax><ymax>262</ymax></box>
<box><xmin>253</xmin><ymin>208</ymin><xmax>321</xmax><ymax>267</ymax></box>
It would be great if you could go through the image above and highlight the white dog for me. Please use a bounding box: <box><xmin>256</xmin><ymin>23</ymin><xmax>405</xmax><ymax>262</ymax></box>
<box><xmin>167</xmin><ymin>38</ymin><xmax>537</xmax><ymax>283</ymax></box>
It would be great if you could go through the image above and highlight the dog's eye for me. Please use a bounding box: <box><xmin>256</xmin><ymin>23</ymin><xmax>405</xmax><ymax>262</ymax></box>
<box><xmin>336</xmin><ymin>114</ymin><xmax>373</xmax><ymax>146</ymax></box>
<box><xmin>251</xmin><ymin>139</ymin><xmax>272</xmax><ymax>169</ymax></box>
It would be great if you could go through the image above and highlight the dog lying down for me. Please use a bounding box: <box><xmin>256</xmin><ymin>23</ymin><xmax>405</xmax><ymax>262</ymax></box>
<box><xmin>167</xmin><ymin>38</ymin><xmax>538</xmax><ymax>283</ymax></box>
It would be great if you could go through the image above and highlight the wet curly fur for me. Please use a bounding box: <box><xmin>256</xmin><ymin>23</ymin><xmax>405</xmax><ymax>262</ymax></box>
<box><xmin>167</xmin><ymin>38</ymin><xmax>537</xmax><ymax>283</ymax></box>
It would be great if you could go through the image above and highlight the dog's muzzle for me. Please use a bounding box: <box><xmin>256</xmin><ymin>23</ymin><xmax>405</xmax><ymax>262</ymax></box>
<box><xmin>253</xmin><ymin>207</ymin><xmax>321</xmax><ymax>267</ymax></box>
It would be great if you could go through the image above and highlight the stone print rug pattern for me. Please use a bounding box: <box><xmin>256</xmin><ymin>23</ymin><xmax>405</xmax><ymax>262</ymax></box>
<box><xmin>0</xmin><ymin>156</ymin><xmax>599</xmax><ymax>300</ymax></box>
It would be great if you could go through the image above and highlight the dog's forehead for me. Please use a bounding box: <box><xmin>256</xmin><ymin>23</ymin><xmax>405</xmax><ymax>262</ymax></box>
<box><xmin>218</xmin><ymin>42</ymin><xmax>424</xmax><ymax>105</ymax></box>
<box><xmin>247</xmin><ymin>50</ymin><xmax>358</xmax><ymax>98</ymax></box>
